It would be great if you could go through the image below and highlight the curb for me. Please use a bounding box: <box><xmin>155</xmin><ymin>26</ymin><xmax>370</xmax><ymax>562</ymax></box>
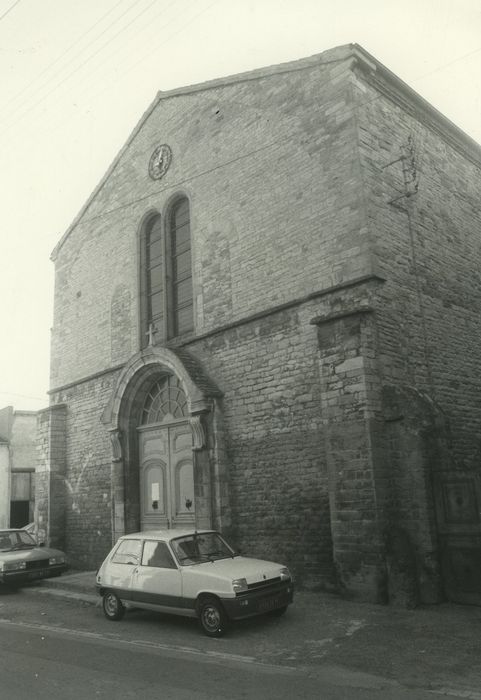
<box><xmin>28</xmin><ymin>585</ymin><xmax>99</xmax><ymax>606</ymax></box>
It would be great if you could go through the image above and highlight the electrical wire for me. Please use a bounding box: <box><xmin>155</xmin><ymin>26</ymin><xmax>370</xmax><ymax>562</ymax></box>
<box><xmin>0</xmin><ymin>0</ymin><xmax>159</xmax><ymax>131</ymax></box>
<box><xmin>0</xmin><ymin>390</ymin><xmax>46</xmax><ymax>401</ymax></box>
<box><xmin>0</xmin><ymin>0</ymin><xmax>20</xmax><ymax>23</ymax></box>
<box><xmin>49</xmin><ymin>0</ymin><xmax>188</xmax><ymax>108</ymax></box>
<box><xmin>63</xmin><ymin>135</ymin><xmax>286</xmax><ymax>230</ymax></box>
<box><xmin>1</xmin><ymin>0</ymin><xmax>128</xmax><ymax>114</ymax></box>
<box><xmin>0</xmin><ymin>0</ymin><xmax>218</xmax><ymax>157</ymax></box>
<box><xmin>1</xmin><ymin>0</ymin><xmax>480</xmax><ymax>149</ymax></box>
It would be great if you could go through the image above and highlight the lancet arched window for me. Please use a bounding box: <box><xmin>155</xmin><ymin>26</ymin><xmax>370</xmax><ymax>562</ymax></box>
<box><xmin>168</xmin><ymin>198</ymin><xmax>193</xmax><ymax>338</ymax></box>
<box><xmin>139</xmin><ymin>197</ymin><xmax>193</xmax><ymax>348</ymax></box>
<box><xmin>140</xmin><ymin>214</ymin><xmax>164</xmax><ymax>348</ymax></box>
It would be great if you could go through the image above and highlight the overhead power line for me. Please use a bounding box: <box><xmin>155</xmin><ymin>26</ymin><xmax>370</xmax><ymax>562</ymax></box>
<box><xmin>0</xmin><ymin>0</ymin><xmax>216</xmax><ymax>143</ymax></box>
<box><xmin>0</xmin><ymin>0</ymin><xmax>151</xmax><ymax>129</ymax></box>
<box><xmin>0</xmin><ymin>0</ymin><xmax>20</xmax><ymax>23</ymax></box>
<box><xmin>74</xmin><ymin>0</ymin><xmax>218</xmax><ymax>108</ymax></box>
<box><xmin>0</xmin><ymin>390</ymin><xmax>45</xmax><ymax>401</ymax></box>
<box><xmin>2</xmin><ymin>0</ymin><xmax>128</xmax><ymax>113</ymax></box>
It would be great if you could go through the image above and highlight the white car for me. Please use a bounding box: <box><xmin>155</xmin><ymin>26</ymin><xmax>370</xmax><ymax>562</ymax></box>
<box><xmin>96</xmin><ymin>529</ymin><xmax>294</xmax><ymax>636</ymax></box>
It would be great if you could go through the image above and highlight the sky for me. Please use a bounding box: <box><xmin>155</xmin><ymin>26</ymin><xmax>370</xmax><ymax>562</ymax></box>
<box><xmin>1</xmin><ymin>0</ymin><xmax>480</xmax><ymax>411</ymax></box>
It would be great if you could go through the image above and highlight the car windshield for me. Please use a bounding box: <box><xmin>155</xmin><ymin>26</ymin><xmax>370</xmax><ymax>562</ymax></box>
<box><xmin>170</xmin><ymin>532</ymin><xmax>235</xmax><ymax>565</ymax></box>
<box><xmin>0</xmin><ymin>530</ymin><xmax>36</xmax><ymax>552</ymax></box>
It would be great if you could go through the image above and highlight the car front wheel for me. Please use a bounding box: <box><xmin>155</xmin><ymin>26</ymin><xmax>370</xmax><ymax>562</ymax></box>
<box><xmin>102</xmin><ymin>591</ymin><xmax>125</xmax><ymax>621</ymax></box>
<box><xmin>197</xmin><ymin>596</ymin><xmax>229</xmax><ymax>637</ymax></box>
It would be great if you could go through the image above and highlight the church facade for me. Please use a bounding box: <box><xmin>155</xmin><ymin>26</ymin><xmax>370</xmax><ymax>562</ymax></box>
<box><xmin>39</xmin><ymin>44</ymin><xmax>481</xmax><ymax>604</ymax></box>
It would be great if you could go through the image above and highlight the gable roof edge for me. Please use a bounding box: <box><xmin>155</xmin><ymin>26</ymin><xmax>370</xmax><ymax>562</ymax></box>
<box><xmin>50</xmin><ymin>45</ymin><xmax>355</xmax><ymax>261</ymax></box>
<box><xmin>51</xmin><ymin>43</ymin><xmax>481</xmax><ymax>261</ymax></box>
<box><xmin>350</xmin><ymin>44</ymin><xmax>481</xmax><ymax>167</ymax></box>
<box><xmin>50</xmin><ymin>91</ymin><xmax>164</xmax><ymax>262</ymax></box>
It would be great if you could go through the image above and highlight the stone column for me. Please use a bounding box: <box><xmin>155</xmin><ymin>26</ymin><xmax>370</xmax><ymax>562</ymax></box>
<box><xmin>312</xmin><ymin>308</ymin><xmax>387</xmax><ymax>602</ymax></box>
<box><xmin>209</xmin><ymin>400</ymin><xmax>231</xmax><ymax>536</ymax></box>
<box><xmin>109</xmin><ymin>429</ymin><xmax>126</xmax><ymax>545</ymax></box>
<box><xmin>191</xmin><ymin>401</ymin><xmax>231</xmax><ymax>535</ymax></box>
<box><xmin>191</xmin><ymin>413</ymin><xmax>212</xmax><ymax>530</ymax></box>
<box><xmin>36</xmin><ymin>404</ymin><xmax>67</xmax><ymax>549</ymax></box>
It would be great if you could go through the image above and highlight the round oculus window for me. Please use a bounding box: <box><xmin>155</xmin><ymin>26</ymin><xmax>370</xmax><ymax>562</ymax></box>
<box><xmin>148</xmin><ymin>144</ymin><xmax>172</xmax><ymax>180</ymax></box>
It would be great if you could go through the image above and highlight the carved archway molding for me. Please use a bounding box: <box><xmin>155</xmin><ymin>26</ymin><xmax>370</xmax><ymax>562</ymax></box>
<box><xmin>101</xmin><ymin>346</ymin><xmax>224</xmax><ymax>542</ymax></box>
<box><xmin>101</xmin><ymin>345</ymin><xmax>221</xmax><ymax>436</ymax></box>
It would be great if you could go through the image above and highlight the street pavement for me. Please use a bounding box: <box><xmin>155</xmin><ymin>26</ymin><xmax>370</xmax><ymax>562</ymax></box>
<box><xmin>24</xmin><ymin>570</ymin><xmax>481</xmax><ymax>699</ymax></box>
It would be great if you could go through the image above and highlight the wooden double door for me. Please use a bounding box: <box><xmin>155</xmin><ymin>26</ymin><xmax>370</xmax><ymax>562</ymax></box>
<box><xmin>138</xmin><ymin>421</ymin><xmax>195</xmax><ymax>531</ymax></box>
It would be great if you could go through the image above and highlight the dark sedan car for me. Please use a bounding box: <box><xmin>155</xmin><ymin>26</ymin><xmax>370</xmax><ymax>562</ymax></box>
<box><xmin>0</xmin><ymin>529</ymin><xmax>68</xmax><ymax>586</ymax></box>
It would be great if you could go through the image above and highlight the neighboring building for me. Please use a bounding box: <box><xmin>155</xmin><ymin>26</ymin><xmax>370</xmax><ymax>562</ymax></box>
<box><xmin>0</xmin><ymin>406</ymin><xmax>37</xmax><ymax>529</ymax></box>
<box><xmin>41</xmin><ymin>44</ymin><xmax>481</xmax><ymax>605</ymax></box>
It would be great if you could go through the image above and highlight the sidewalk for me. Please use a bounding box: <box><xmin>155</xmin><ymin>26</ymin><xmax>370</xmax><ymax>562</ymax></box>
<box><xmin>35</xmin><ymin>570</ymin><xmax>481</xmax><ymax>698</ymax></box>
<box><xmin>34</xmin><ymin>570</ymin><xmax>99</xmax><ymax>604</ymax></box>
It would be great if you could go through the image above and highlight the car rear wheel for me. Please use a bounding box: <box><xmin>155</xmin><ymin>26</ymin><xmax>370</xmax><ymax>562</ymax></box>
<box><xmin>197</xmin><ymin>596</ymin><xmax>229</xmax><ymax>637</ymax></box>
<box><xmin>102</xmin><ymin>591</ymin><xmax>125</xmax><ymax>621</ymax></box>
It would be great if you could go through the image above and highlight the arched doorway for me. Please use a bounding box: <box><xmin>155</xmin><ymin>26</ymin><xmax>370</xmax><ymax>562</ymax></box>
<box><xmin>138</xmin><ymin>374</ymin><xmax>195</xmax><ymax>530</ymax></box>
<box><xmin>102</xmin><ymin>346</ymin><xmax>228</xmax><ymax>543</ymax></box>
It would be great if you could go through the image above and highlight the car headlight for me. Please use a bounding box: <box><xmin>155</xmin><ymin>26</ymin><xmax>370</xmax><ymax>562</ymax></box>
<box><xmin>1</xmin><ymin>561</ymin><xmax>27</xmax><ymax>572</ymax></box>
<box><xmin>49</xmin><ymin>556</ymin><xmax>65</xmax><ymax>565</ymax></box>
<box><xmin>280</xmin><ymin>567</ymin><xmax>291</xmax><ymax>581</ymax></box>
<box><xmin>232</xmin><ymin>577</ymin><xmax>248</xmax><ymax>593</ymax></box>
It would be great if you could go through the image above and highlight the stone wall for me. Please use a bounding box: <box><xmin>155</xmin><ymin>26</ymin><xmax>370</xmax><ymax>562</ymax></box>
<box><xmin>51</xmin><ymin>375</ymin><xmax>117</xmax><ymax>569</ymax></box>
<box><xmin>49</xmin><ymin>297</ymin><xmax>337</xmax><ymax>586</ymax></box>
<box><xmin>190</xmin><ymin>299</ymin><xmax>338</xmax><ymax>590</ymax></box>
<box><xmin>36</xmin><ymin>404</ymin><xmax>67</xmax><ymax>549</ymax></box>
<box><xmin>48</xmin><ymin>53</ymin><xmax>370</xmax><ymax>581</ymax></box>
<box><xmin>46</xmin><ymin>47</ymin><xmax>481</xmax><ymax>599</ymax></box>
<box><xmin>352</xmin><ymin>61</ymin><xmax>481</xmax><ymax>602</ymax></box>
<box><xmin>50</xmin><ymin>53</ymin><xmax>372</xmax><ymax>390</ymax></box>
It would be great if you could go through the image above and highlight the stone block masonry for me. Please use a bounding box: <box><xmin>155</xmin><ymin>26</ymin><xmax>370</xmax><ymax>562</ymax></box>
<box><xmin>44</xmin><ymin>45</ymin><xmax>481</xmax><ymax>603</ymax></box>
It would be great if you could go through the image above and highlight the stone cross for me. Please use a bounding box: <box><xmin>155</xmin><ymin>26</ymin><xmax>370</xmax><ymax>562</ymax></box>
<box><xmin>146</xmin><ymin>323</ymin><xmax>158</xmax><ymax>346</ymax></box>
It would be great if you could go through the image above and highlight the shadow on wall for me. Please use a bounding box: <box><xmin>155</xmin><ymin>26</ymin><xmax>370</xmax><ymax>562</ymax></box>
<box><xmin>382</xmin><ymin>385</ymin><xmax>452</xmax><ymax>608</ymax></box>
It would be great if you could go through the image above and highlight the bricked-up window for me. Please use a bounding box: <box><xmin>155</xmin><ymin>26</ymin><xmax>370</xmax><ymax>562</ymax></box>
<box><xmin>140</xmin><ymin>214</ymin><xmax>164</xmax><ymax>348</ymax></box>
<box><xmin>168</xmin><ymin>198</ymin><xmax>193</xmax><ymax>337</ymax></box>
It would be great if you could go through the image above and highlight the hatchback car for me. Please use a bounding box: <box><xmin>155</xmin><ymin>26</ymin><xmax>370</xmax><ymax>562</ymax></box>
<box><xmin>0</xmin><ymin>529</ymin><xmax>68</xmax><ymax>586</ymax></box>
<box><xmin>96</xmin><ymin>529</ymin><xmax>294</xmax><ymax>636</ymax></box>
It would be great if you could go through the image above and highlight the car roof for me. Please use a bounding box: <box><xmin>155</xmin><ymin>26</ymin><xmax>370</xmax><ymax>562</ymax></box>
<box><xmin>119</xmin><ymin>529</ymin><xmax>216</xmax><ymax>542</ymax></box>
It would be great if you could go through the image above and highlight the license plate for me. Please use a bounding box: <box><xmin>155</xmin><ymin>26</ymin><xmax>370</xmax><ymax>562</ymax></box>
<box><xmin>28</xmin><ymin>571</ymin><xmax>46</xmax><ymax>579</ymax></box>
<box><xmin>258</xmin><ymin>596</ymin><xmax>279</xmax><ymax>612</ymax></box>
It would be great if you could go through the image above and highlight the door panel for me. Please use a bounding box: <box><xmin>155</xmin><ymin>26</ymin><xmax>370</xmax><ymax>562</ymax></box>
<box><xmin>141</xmin><ymin>460</ymin><xmax>168</xmax><ymax>529</ymax></box>
<box><xmin>131</xmin><ymin>566</ymin><xmax>183</xmax><ymax>607</ymax></box>
<box><xmin>139</xmin><ymin>422</ymin><xmax>194</xmax><ymax>531</ymax></box>
<box><xmin>169</xmin><ymin>424</ymin><xmax>195</xmax><ymax>528</ymax></box>
<box><xmin>130</xmin><ymin>540</ymin><xmax>183</xmax><ymax>607</ymax></box>
<box><xmin>174</xmin><ymin>461</ymin><xmax>195</xmax><ymax>520</ymax></box>
<box><xmin>107</xmin><ymin>539</ymin><xmax>143</xmax><ymax>599</ymax></box>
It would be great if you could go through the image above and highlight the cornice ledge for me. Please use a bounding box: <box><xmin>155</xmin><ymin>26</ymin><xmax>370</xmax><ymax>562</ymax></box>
<box><xmin>310</xmin><ymin>305</ymin><xmax>375</xmax><ymax>326</ymax></box>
